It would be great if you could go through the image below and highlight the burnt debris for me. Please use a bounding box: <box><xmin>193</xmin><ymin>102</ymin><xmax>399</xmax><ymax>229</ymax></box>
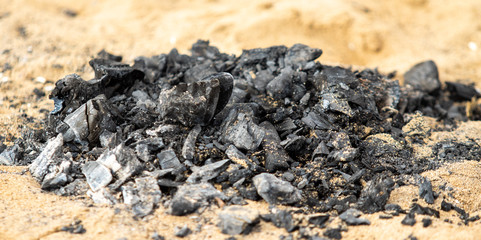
<box><xmin>3</xmin><ymin>40</ymin><xmax>481</xmax><ymax>238</ymax></box>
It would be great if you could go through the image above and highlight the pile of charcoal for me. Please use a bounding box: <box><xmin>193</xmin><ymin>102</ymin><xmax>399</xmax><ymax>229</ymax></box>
<box><xmin>2</xmin><ymin>40</ymin><xmax>481</xmax><ymax>238</ymax></box>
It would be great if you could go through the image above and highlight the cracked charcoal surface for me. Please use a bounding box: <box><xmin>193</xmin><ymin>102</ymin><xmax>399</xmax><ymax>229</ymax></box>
<box><xmin>3</xmin><ymin>40</ymin><xmax>481</xmax><ymax>238</ymax></box>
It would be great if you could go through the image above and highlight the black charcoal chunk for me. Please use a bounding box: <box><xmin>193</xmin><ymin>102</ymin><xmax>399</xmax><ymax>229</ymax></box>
<box><xmin>339</xmin><ymin>208</ymin><xmax>370</xmax><ymax>226</ymax></box>
<box><xmin>121</xmin><ymin>176</ymin><xmax>161</xmax><ymax>217</ymax></box>
<box><xmin>225</xmin><ymin>145</ymin><xmax>257</xmax><ymax>170</ymax></box>
<box><xmin>186</xmin><ymin>159</ymin><xmax>230</xmax><ymax>183</ymax></box>
<box><xmin>360</xmin><ymin>133</ymin><xmax>410</xmax><ymax>173</ymax></box>
<box><xmin>29</xmin><ymin>134</ymin><xmax>64</xmax><ymax>182</ymax></box>
<box><xmin>308</xmin><ymin>214</ymin><xmax>329</xmax><ymax>227</ymax></box>
<box><xmin>347</xmin><ymin>169</ymin><xmax>365</xmax><ymax>183</ymax></box>
<box><xmin>169</xmin><ymin>183</ymin><xmax>227</xmax><ymax>216</ymax></box>
<box><xmin>89</xmin><ymin>58</ymin><xmax>144</xmax><ymax>92</ymax></box>
<box><xmin>328</xmin><ymin>147</ymin><xmax>358</xmax><ymax>162</ymax></box>
<box><xmin>174</xmin><ymin>225</ymin><xmax>191</xmax><ymax>238</ymax></box>
<box><xmin>96</xmin><ymin>144</ymin><xmax>143</xmax><ymax>189</ymax></box>
<box><xmin>49</xmin><ymin>74</ymin><xmax>102</xmax><ymax>115</ymax></box>
<box><xmin>404</xmin><ymin>60</ymin><xmax>440</xmax><ymax>93</ymax></box>
<box><xmin>100</xmin><ymin>130</ymin><xmax>120</xmax><ymax>149</ymax></box>
<box><xmin>158</xmin><ymin>72</ymin><xmax>233</xmax><ymax>126</ymax></box>
<box><xmin>313</xmin><ymin>141</ymin><xmax>330</xmax><ymax>157</ymax></box>
<box><xmin>301</xmin><ymin>112</ymin><xmax>334</xmax><ymax>130</ymax></box>
<box><xmin>157</xmin><ymin>179</ymin><xmax>182</xmax><ymax>188</ymax></box>
<box><xmin>215</xmin><ymin>163</ymin><xmax>253</xmax><ymax>186</ymax></box>
<box><xmin>0</xmin><ymin>144</ymin><xmax>19</xmax><ymax>166</ymax></box>
<box><xmin>410</xmin><ymin>203</ymin><xmax>440</xmax><ymax>218</ymax></box>
<box><xmin>319</xmin><ymin>93</ymin><xmax>353</xmax><ymax>117</ymax></box>
<box><xmin>418</xmin><ymin>177</ymin><xmax>435</xmax><ymax>204</ymax></box>
<box><xmin>284</xmin><ymin>44</ymin><xmax>322</xmax><ymax>69</ymax></box>
<box><xmin>191</xmin><ymin>40</ymin><xmax>222</xmax><ymax>60</ymax></box>
<box><xmin>41</xmin><ymin>160</ymin><xmax>71</xmax><ymax>190</ymax></box>
<box><xmin>262</xmin><ymin>209</ymin><xmax>297</xmax><ymax>232</ymax></box>
<box><xmin>357</xmin><ymin>175</ymin><xmax>394</xmax><ymax>213</ymax></box>
<box><xmin>56</xmin><ymin>179</ymin><xmax>89</xmax><ymax>196</ymax></box>
<box><xmin>259</xmin><ymin>121</ymin><xmax>291</xmax><ymax>171</ymax></box>
<box><xmin>135</xmin><ymin>137</ymin><xmax>164</xmax><ymax>162</ymax></box>
<box><xmin>441</xmin><ymin>200</ymin><xmax>453</xmax><ymax>211</ymax></box>
<box><xmin>0</xmin><ymin>139</ymin><xmax>6</xmax><ymax>157</ymax></box>
<box><xmin>82</xmin><ymin>161</ymin><xmax>113</xmax><ymax>192</ymax></box>
<box><xmin>422</xmin><ymin>218</ymin><xmax>432</xmax><ymax>227</ymax></box>
<box><xmin>281</xmin><ymin>135</ymin><xmax>305</xmax><ymax>152</ymax></box>
<box><xmin>87</xmin><ymin>187</ymin><xmax>118</xmax><ymax>205</ymax></box>
<box><xmin>50</xmin><ymin>59</ymin><xmax>142</xmax><ymax>115</ymax></box>
<box><xmin>135</xmin><ymin>144</ymin><xmax>152</xmax><ymax>162</ymax></box>
<box><xmin>221</xmin><ymin>109</ymin><xmax>265</xmax><ymax>151</ymax></box>
<box><xmin>60</xmin><ymin>220</ymin><xmax>86</xmax><ymax>234</ymax></box>
<box><xmin>50</xmin><ymin>97</ymin><xmax>64</xmax><ymax>114</ymax></box>
<box><xmin>467</xmin><ymin>215</ymin><xmax>480</xmax><ymax>223</ymax></box>
<box><xmin>253</xmin><ymin>70</ymin><xmax>274</xmax><ymax>92</ymax></box>
<box><xmin>266</xmin><ymin>67</ymin><xmax>294</xmax><ymax>100</ymax></box>
<box><xmin>401</xmin><ymin>212</ymin><xmax>416</xmax><ymax>226</ymax></box>
<box><xmin>147</xmin><ymin>169</ymin><xmax>174</xmax><ymax>179</ymax></box>
<box><xmin>218</xmin><ymin>206</ymin><xmax>260</xmax><ymax>235</ymax></box>
<box><xmin>151</xmin><ymin>232</ymin><xmax>165</xmax><ymax>240</ymax></box>
<box><xmin>323</xmin><ymin>228</ymin><xmax>342</xmax><ymax>240</ymax></box>
<box><xmin>282</xmin><ymin>172</ymin><xmax>295</xmax><ymax>182</ymax></box>
<box><xmin>384</xmin><ymin>203</ymin><xmax>403</xmax><ymax>215</ymax></box>
<box><xmin>237</xmin><ymin>185</ymin><xmax>259</xmax><ymax>201</ymax></box>
<box><xmin>230</xmin><ymin>196</ymin><xmax>247</xmax><ymax>205</ymax></box>
<box><xmin>96</xmin><ymin>49</ymin><xmax>122</xmax><ymax>62</ymax></box>
<box><xmin>183</xmin><ymin>61</ymin><xmax>217</xmax><ymax>84</ymax></box>
<box><xmin>58</xmin><ymin>95</ymin><xmax>117</xmax><ymax>144</ymax></box>
<box><xmin>275</xmin><ymin>118</ymin><xmax>297</xmax><ymax>132</ymax></box>
<box><xmin>182</xmin><ymin>125</ymin><xmax>201</xmax><ymax>160</ymax></box>
<box><xmin>132</xmin><ymin>90</ymin><xmax>156</xmax><ymax>108</ymax></box>
<box><xmin>157</xmin><ymin>149</ymin><xmax>183</xmax><ymax>170</ymax></box>
<box><xmin>236</xmin><ymin>46</ymin><xmax>287</xmax><ymax>68</ymax></box>
<box><xmin>33</xmin><ymin>88</ymin><xmax>45</xmax><ymax>99</ymax></box>
<box><xmin>445</xmin><ymin>81</ymin><xmax>480</xmax><ymax>101</ymax></box>
<box><xmin>252</xmin><ymin>173</ymin><xmax>301</xmax><ymax>205</ymax></box>
<box><xmin>313</xmin><ymin>66</ymin><xmax>356</xmax><ymax>92</ymax></box>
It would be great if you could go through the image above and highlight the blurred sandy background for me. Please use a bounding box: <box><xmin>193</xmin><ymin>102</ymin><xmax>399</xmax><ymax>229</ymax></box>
<box><xmin>1</xmin><ymin>0</ymin><xmax>481</xmax><ymax>239</ymax></box>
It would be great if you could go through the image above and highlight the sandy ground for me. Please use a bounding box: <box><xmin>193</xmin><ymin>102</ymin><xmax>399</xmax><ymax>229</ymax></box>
<box><xmin>1</xmin><ymin>0</ymin><xmax>481</xmax><ymax>239</ymax></box>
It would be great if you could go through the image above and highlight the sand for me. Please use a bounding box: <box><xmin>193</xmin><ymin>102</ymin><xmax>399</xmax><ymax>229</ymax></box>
<box><xmin>1</xmin><ymin>0</ymin><xmax>481</xmax><ymax>239</ymax></box>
